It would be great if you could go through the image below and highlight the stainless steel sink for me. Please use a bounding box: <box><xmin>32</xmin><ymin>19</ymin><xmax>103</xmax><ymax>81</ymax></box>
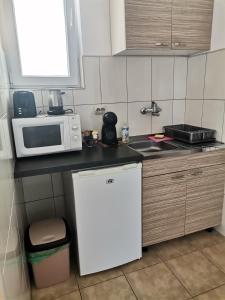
<box><xmin>128</xmin><ymin>140</ymin><xmax>183</xmax><ymax>157</ymax></box>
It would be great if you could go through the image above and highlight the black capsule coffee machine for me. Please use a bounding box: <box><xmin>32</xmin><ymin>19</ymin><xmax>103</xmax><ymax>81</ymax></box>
<box><xmin>101</xmin><ymin>112</ymin><xmax>118</xmax><ymax>145</ymax></box>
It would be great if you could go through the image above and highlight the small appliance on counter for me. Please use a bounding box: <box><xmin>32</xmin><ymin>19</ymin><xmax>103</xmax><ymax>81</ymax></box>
<box><xmin>47</xmin><ymin>90</ymin><xmax>73</xmax><ymax>115</ymax></box>
<box><xmin>101</xmin><ymin>112</ymin><xmax>118</xmax><ymax>145</ymax></box>
<box><xmin>12</xmin><ymin>114</ymin><xmax>82</xmax><ymax>157</ymax></box>
<box><xmin>13</xmin><ymin>91</ymin><xmax>37</xmax><ymax>118</ymax></box>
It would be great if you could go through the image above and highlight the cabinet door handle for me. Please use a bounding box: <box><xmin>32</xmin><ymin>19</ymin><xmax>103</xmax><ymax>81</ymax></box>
<box><xmin>173</xmin><ymin>42</ymin><xmax>186</xmax><ymax>47</ymax></box>
<box><xmin>155</xmin><ymin>42</ymin><xmax>169</xmax><ymax>47</ymax></box>
<box><xmin>171</xmin><ymin>174</ymin><xmax>185</xmax><ymax>180</ymax></box>
<box><xmin>191</xmin><ymin>169</ymin><xmax>203</xmax><ymax>176</ymax></box>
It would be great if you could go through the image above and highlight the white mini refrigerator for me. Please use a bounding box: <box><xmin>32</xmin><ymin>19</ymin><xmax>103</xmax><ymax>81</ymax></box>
<box><xmin>72</xmin><ymin>163</ymin><xmax>142</xmax><ymax>276</ymax></box>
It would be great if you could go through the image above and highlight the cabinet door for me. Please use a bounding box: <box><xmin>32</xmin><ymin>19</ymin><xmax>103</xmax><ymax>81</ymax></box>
<box><xmin>143</xmin><ymin>172</ymin><xmax>186</xmax><ymax>246</ymax></box>
<box><xmin>125</xmin><ymin>0</ymin><xmax>172</xmax><ymax>49</ymax></box>
<box><xmin>185</xmin><ymin>164</ymin><xmax>225</xmax><ymax>235</ymax></box>
<box><xmin>172</xmin><ymin>0</ymin><xmax>214</xmax><ymax>50</ymax></box>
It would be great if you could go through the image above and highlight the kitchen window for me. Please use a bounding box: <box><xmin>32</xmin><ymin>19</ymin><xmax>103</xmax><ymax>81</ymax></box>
<box><xmin>1</xmin><ymin>0</ymin><xmax>82</xmax><ymax>88</ymax></box>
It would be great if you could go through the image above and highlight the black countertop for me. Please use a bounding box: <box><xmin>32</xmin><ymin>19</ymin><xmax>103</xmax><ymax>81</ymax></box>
<box><xmin>14</xmin><ymin>144</ymin><xmax>143</xmax><ymax>178</ymax></box>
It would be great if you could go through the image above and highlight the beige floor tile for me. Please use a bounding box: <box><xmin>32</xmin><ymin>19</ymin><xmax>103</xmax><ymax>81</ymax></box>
<box><xmin>154</xmin><ymin>236</ymin><xmax>197</xmax><ymax>261</ymax></box>
<box><xmin>194</xmin><ymin>285</ymin><xmax>225</xmax><ymax>300</ymax></box>
<box><xmin>185</xmin><ymin>231</ymin><xmax>225</xmax><ymax>250</ymax></box>
<box><xmin>81</xmin><ymin>276</ymin><xmax>136</xmax><ymax>300</ymax></box>
<box><xmin>202</xmin><ymin>242</ymin><xmax>225</xmax><ymax>272</ymax></box>
<box><xmin>76</xmin><ymin>267</ymin><xmax>123</xmax><ymax>289</ymax></box>
<box><xmin>121</xmin><ymin>247</ymin><xmax>161</xmax><ymax>274</ymax></box>
<box><xmin>127</xmin><ymin>262</ymin><xmax>191</xmax><ymax>300</ymax></box>
<box><xmin>56</xmin><ymin>291</ymin><xmax>81</xmax><ymax>300</ymax></box>
<box><xmin>167</xmin><ymin>251</ymin><xmax>225</xmax><ymax>297</ymax></box>
<box><xmin>32</xmin><ymin>274</ymin><xmax>78</xmax><ymax>300</ymax></box>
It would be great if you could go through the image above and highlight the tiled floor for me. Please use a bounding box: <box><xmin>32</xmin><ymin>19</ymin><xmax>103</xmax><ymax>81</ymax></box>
<box><xmin>31</xmin><ymin>230</ymin><xmax>225</xmax><ymax>300</ymax></box>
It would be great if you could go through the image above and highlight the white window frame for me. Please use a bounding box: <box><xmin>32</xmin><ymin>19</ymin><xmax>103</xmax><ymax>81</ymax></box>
<box><xmin>1</xmin><ymin>0</ymin><xmax>82</xmax><ymax>88</ymax></box>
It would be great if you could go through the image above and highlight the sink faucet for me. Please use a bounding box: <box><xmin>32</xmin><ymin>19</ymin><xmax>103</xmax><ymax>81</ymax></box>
<box><xmin>140</xmin><ymin>101</ymin><xmax>162</xmax><ymax>117</ymax></box>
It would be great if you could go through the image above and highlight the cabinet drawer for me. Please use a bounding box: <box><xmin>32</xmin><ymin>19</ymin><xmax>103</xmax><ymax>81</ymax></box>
<box><xmin>143</xmin><ymin>158</ymin><xmax>187</xmax><ymax>177</ymax></box>
<box><xmin>187</xmin><ymin>151</ymin><xmax>225</xmax><ymax>170</ymax></box>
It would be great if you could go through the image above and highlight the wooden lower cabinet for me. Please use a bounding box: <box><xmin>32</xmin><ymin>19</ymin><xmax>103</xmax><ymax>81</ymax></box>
<box><xmin>185</xmin><ymin>164</ymin><xmax>225</xmax><ymax>234</ymax></box>
<box><xmin>142</xmin><ymin>160</ymin><xmax>225</xmax><ymax>247</ymax></box>
<box><xmin>143</xmin><ymin>172</ymin><xmax>186</xmax><ymax>246</ymax></box>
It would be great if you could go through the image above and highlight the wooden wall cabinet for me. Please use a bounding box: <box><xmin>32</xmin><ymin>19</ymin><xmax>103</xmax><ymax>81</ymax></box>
<box><xmin>110</xmin><ymin>0</ymin><xmax>214</xmax><ymax>55</ymax></box>
<box><xmin>142</xmin><ymin>151</ymin><xmax>225</xmax><ymax>247</ymax></box>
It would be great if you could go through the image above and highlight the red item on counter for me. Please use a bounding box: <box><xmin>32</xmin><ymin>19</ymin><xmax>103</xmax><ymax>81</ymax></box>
<box><xmin>147</xmin><ymin>135</ymin><xmax>174</xmax><ymax>143</ymax></box>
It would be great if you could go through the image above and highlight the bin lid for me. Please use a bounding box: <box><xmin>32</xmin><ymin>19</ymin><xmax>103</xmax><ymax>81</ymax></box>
<box><xmin>29</xmin><ymin>218</ymin><xmax>66</xmax><ymax>246</ymax></box>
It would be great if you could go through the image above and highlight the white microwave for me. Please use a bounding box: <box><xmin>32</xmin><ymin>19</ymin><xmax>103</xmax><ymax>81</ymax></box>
<box><xmin>12</xmin><ymin>114</ymin><xmax>82</xmax><ymax>158</ymax></box>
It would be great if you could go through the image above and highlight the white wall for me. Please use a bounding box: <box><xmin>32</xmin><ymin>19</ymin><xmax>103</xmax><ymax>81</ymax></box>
<box><xmin>0</xmin><ymin>31</ymin><xmax>31</xmax><ymax>299</ymax></box>
<box><xmin>211</xmin><ymin>0</ymin><xmax>225</xmax><ymax>51</ymax></box>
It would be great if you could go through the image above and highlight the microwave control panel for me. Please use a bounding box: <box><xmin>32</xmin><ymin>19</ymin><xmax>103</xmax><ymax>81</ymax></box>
<box><xmin>69</xmin><ymin>115</ymin><xmax>82</xmax><ymax>150</ymax></box>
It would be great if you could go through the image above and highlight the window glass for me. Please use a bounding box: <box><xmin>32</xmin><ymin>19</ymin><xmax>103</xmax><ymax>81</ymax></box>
<box><xmin>13</xmin><ymin>0</ymin><xmax>69</xmax><ymax>77</ymax></box>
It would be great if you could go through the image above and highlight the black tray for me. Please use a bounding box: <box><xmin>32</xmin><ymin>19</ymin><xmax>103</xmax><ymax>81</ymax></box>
<box><xmin>164</xmin><ymin>124</ymin><xmax>216</xmax><ymax>144</ymax></box>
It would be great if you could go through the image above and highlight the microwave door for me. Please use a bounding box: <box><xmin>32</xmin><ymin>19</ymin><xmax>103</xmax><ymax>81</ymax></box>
<box><xmin>16</xmin><ymin>120</ymin><xmax>70</xmax><ymax>157</ymax></box>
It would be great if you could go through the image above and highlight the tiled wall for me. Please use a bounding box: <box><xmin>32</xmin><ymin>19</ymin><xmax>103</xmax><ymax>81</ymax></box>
<box><xmin>22</xmin><ymin>173</ymin><xmax>65</xmax><ymax>224</ymax></box>
<box><xmin>0</xmin><ymin>34</ymin><xmax>30</xmax><ymax>299</ymax></box>
<box><xmin>12</xmin><ymin>56</ymin><xmax>187</xmax><ymax>137</ymax></box>
<box><xmin>185</xmin><ymin>48</ymin><xmax>225</xmax><ymax>236</ymax></box>
<box><xmin>185</xmin><ymin>49</ymin><xmax>225</xmax><ymax>142</ymax></box>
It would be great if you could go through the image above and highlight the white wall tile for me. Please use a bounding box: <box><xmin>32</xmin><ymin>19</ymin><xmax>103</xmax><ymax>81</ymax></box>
<box><xmin>205</xmin><ymin>50</ymin><xmax>225</xmax><ymax>99</ymax></box>
<box><xmin>74</xmin><ymin>57</ymin><xmax>101</xmax><ymax>105</ymax></box>
<box><xmin>75</xmin><ymin>104</ymin><xmax>103</xmax><ymax>132</ymax></box>
<box><xmin>79</xmin><ymin>0</ymin><xmax>111</xmax><ymax>56</ymax></box>
<box><xmin>103</xmin><ymin>103</ymin><xmax>128</xmax><ymax>137</ymax></box>
<box><xmin>127</xmin><ymin>57</ymin><xmax>151</xmax><ymax>102</ymax></box>
<box><xmin>128</xmin><ymin>102</ymin><xmax>151</xmax><ymax>136</ymax></box>
<box><xmin>202</xmin><ymin>100</ymin><xmax>225</xmax><ymax>141</ymax></box>
<box><xmin>174</xmin><ymin>57</ymin><xmax>187</xmax><ymax>99</ymax></box>
<box><xmin>185</xmin><ymin>100</ymin><xmax>203</xmax><ymax>127</ymax></box>
<box><xmin>173</xmin><ymin>100</ymin><xmax>186</xmax><ymax>125</ymax></box>
<box><xmin>25</xmin><ymin>198</ymin><xmax>55</xmax><ymax>224</ymax></box>
<box><xmin>22</xmin><ymin>175</ymin><xmax>53</xmax><ymax>202</ymax></box>
<box><xmin>100</xmin><ymin>57</ymin><xmax>127</xmax><ymax>103</ymax></box>
<box><xmin>54</xmin><ymin>196</ymin><xmax>66</xmax><ymax>218</ymax></box>
<box><xmin>152</xmin><ymin>101</ymin><xmax>173</xmax><ymax>134</ymax></box>
<box><xmin>152</xmin><ymin>57</ymin><xmax>174</xmax><ymax>100</ymax></box>
<box><xmin>186</xmin><ymin>55</ymin><xmax>206</xmax><ymax>99</ymax></box>
<box><xmin>52</xmin><ymin>173</ymin><xmax>64</xmax><ymax>197</ymax></box>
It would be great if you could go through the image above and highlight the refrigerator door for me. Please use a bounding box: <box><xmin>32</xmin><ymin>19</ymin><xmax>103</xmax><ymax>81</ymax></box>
<box><xmin>72</xmin><ymin>163</ymin><xmax>142</xmax><ymax>275</ymax></box>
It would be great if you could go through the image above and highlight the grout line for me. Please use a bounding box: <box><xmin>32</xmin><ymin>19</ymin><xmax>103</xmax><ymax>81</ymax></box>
<box><xmin>200</xmin><ymin>248</ymin><xmax>225</xmax><ymax>275</ymax></box>
<box><xmin>124</xmin><ymin>273</ymin><xmax>138</xmax><ymax>300</ymax></box>
<box><xmin>150</xmin><ymin>57</ymin><xmax>153</xmax><ymax>133</ymax></box>
<box><xmin>200</xmin><ymin>54</ymin><xmax>208</xmax><ymax>127</ymax></box>
<box><xmin>191</xmin><ymin>283</ymin><xmax>225</xmax><ymax>298</ymax></box>
<box><xmin>220</xmin><ymin>100</ymin><xmax>225</xmax><ymax>142</ymax></box>
<box><xmin>98</xmin><ymin>57</ymin><xmax>103</xmax><ymax>105</ymax></box>
<box><xmin>125</xmin><ymin>56</ymin><xmax>129</xmax><ymax>123</ymax></box>
<box><xmin>185</xmin><ymin>56</ymin><xmax>189</xmax><ymax>123</ymax></box>
<box><xmin>50</xmin><ymin>174</ymin><xmax>57</xmax><ymax>216</ymax></box>
<box><xmin>78</xmin><ymin>274</ymin><xmax>125</xmax><ymax>290</ymax></box>
<box><xmin>172</xmin><ymin>56</ymin><xmax>175</xmax><ymax>124</ymax></box>
<box><xmin>163</xmin><ymin>260</ymin><xmax>193</xmax><ymax>298</ymax></box>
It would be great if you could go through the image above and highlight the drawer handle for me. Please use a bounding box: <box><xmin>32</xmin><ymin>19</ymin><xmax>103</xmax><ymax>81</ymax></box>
<box><xmin>171</xmin><ymin>174</ymin><xmax>185</xmax><ymax>180</ymax></box>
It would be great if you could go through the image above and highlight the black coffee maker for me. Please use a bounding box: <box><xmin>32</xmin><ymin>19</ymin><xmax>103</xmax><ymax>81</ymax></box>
<box><xmin>101</xmin><ymin>112</ymin><xmax>118</xmax><ymax>145</ymax></box>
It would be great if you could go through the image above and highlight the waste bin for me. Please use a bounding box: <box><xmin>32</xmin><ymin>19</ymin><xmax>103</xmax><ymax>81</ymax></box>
<box><xmin>26</xmin><ymin>218</ymin><xmax>70</xmax><ymax>289</ymax></box>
